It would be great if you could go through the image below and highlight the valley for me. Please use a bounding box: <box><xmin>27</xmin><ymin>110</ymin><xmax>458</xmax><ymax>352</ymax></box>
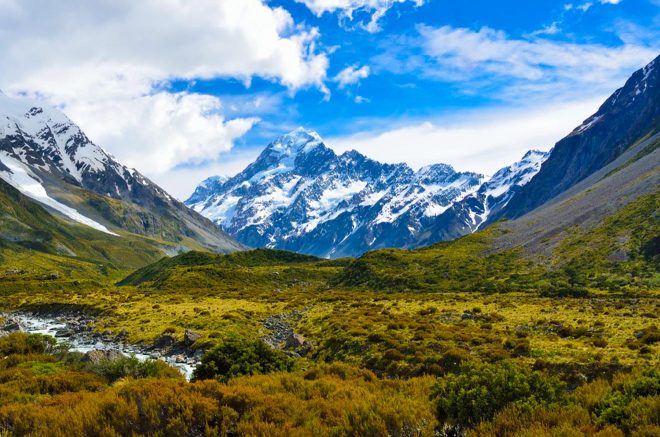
<box><xmin>0</xmin><ymin>26</ymin><xmax>657</xmax><ymax>437</ymax></box>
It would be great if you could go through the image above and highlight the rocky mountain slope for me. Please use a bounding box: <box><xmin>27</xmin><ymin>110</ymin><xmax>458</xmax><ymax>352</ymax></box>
<box><xmin>187</xmin><ymin>129</ymin><xmax>546</xmax><ymax>258</ymax></box>
<box><xmin>496</xmin><ymin>54</ymin><xmax>659</xmax><ymax>221</ymax></box>
<box><xmin>0</xmin><ymin>91</ymin><xmax>242</xmax><ymax>257</ymax></box>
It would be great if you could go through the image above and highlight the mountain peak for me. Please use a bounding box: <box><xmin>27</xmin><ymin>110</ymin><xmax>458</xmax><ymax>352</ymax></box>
<box><xmin>186</xmin><ymin>129</ymin><xmax>539</xmax><ymax>258</ymax></box>
<box><xmin>267</xmin><ymin>127</ymin><xmax>324</xmax><ymax>156</ymax></box>
<box><xmin>522</xmin><ymin>149</ymin><xmax>546</xmax><ymax>159</ymax></box>
<box><xmin>201</xmin><ymin>175</ymin><xmax>228</xmax><ymax>187</ymax></box>
<box><xmin>417</xmin><ymin>163</ymin><xmax>456</xmax><ymax>177</ymax></box>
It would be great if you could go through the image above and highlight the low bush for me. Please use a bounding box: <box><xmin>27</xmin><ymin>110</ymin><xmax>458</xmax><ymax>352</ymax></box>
<box><xmin>431</xmin><ymin>362</ymin><xmax>566</xmax><ymax>427</ymax></box>
<box><xmin>193</xmin><ymin>337</ymin><xmax>294</xmax><ymax>382</ymax></box>
<box><xmin>88</xmin><ymin>356</ymin><xmax>182</xmax><ymax>383</ymax></box>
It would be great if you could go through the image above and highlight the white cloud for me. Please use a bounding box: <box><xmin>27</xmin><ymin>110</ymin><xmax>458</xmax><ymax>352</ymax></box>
<box><xmin>578</xmin><ymin>2</ymin><xmax>593</xmax><ymax>11</ymax></box>
<box><xmin>566</xmin><ymin>0</ymin><xmax>623</xmax><ymax>12</ymax></box>
<box><xmin>0</xmin><ymin>0</ymin><xmax>329</xmax><ymax>191</ymax></box>
<box><xmin>327</xmin><ymin>98</ymin><xmax>606</xmax><ymax>176</ymax></box>
<box><xmin>377</xmin><ymin>25</ymin><xmax>657</xmax><ymax>103</ymax></box>
<box><xmin>419</xmin><ymin>25</ymin><xmax>655</xmax><ymax>81</ymax></box>
<box><xmin>334</xmin><ymin>65</ymin><xmax>371</xmax><ymax>88</ymax></box>
<box><xmin>74</xmin><ymin>92</ymin><xmax>258</xmax><ymax>175</ymax></box>
<box><xmin>296</xmin><ymin>0</ymin><xmax>424</xmax><ymax>32</ymax></box>
<box><xmin>153</xmin><ymin>148</ymin><xmax>263</xmax><ymax>200</ymax></box>
<box><xmin>529</xmin><ymin>22</ymin><xmax>561</xmax><ymax>37</ymax></box>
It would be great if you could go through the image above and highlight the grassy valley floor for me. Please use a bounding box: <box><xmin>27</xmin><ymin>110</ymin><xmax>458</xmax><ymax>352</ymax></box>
<box><xmin>0</xmin><ymin>265</ymin><xmax>658</xmax><ymax>435</ymax></box>
<box><xmin>0</xmin><ymin>192</ymin><xmax>657</xmax><ymax>435</ymax></box>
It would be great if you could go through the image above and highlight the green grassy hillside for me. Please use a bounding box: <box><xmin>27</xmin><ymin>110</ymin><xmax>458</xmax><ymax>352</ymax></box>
<box><xmin>0</xmin><ymin>178</ymin><xmax>194</xmax><ymax>272</ymax></box>
<box><xmin>120</xmin><ymin>190</ymin><xmax>658</xmax><ymax>294</ymax></box>
<box><xmin>118</xmin><ymin>248</ymin><xmax>343</xmax><ymax>290</ymax></box>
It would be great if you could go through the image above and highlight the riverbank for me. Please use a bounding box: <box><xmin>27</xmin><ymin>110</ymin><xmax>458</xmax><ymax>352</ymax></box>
<box><xmin>1</xmin><ymin>310</ymin><xmax>201</xmax><ymax>379</ymax></box>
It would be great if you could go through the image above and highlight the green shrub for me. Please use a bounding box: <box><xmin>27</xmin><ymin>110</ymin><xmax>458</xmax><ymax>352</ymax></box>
<box><xmin>0</xmin><ymin>333</ymin><xmax>58</xmax><ymax>356</ymax></box>
<box><xmin>594</xmin><ymin>369</ymin><xmax>660</xmax><ymax>432</ymax></box>
<box><xmin>193</xmin><ymin>337</ymin><xmax>293</xmax><ymax>382</ymax></box>
<box><xmin>431</xmin><ymin>362</ymin><xmax>566</xmax><ymax>427</ymax></box>
<box><xmin>89</xmin><ymin>356</ymin><xmax>181</xmax><ymax>383</ymax></box>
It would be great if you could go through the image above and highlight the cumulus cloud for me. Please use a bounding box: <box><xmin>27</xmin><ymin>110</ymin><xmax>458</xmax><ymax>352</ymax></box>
<box><xmin>0</xmin><ymin>0</ymin><xmax>329</xmax><ymax>189</ymax></box>
<box><xmin>334</xmin><ymin>65</ymin><xmax>370</xmax><ymax>88</ymax></box>
<box><xmin>328</xmin><ymin>98</ymin><xmax>605</xmax><ymax>176</ymax></box>
<box><xmin>296</xmin><ymin>0</ymin><xmax>424</xmax><ymax>32</ymax></box>
<box><xmin>74</xmin><ymin>92</ymin><xmax>258</xmax><ymax>175</ymax></box>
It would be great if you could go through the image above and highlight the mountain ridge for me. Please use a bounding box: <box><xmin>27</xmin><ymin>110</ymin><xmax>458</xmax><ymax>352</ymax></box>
<box><xmin>187</xmin><ymin>128</ymin><xmax>546</xmax><ymax>257</ymax></box>
<box><xmin>495</xmin><ymin>54</ymin><xmax>660</xmax><ymax>221</ymax></box>
<box><xmin>0</xmin><ymin>92</ymin><xmax>243</xmax><ymax>260</ymax></box>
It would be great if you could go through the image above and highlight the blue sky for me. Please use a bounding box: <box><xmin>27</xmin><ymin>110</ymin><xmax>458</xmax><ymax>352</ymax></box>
<box><xmin>1</xmin><ymin>0</ymin><xmax>658</xmax><ymax>197</ymax></box>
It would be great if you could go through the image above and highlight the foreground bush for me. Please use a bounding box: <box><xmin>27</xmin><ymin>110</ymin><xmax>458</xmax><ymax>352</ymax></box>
<box><xmin>88</xmin><ymin>355</ymin><xmax>183</xmax><ymax>382</ymax></box>
<box><xmin>193</xmin><ymin>337</ymin><xmax>294</xmax><ymax>382</ymax></box>
<box><xmin>0</xmin><ymin>333</ymin><xmax>58</xmax><ymax>356</ymax></box>
<box><xmin>0</xmin><ymin>364</ymin><xmax>438</xmax><ymax>436</ymax></box>
<box><xmin>431</xmin><ymin>362</ymin><xmax>566</xmax><ymax>427</ymax></box>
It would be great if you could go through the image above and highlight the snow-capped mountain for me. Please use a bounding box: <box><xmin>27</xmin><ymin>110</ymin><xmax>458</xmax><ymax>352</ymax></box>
<box><xmin>0</xmin><ymin>90</ymin><xmax>241</xmax><ymax>253</ymax></box>
<box><xmin>411</xmin><ymin>149</ymin><xmax>549</xmax><ymax>248</ymax></box>
<box><xmin>187</xmin><ymin>128</ymin><xmax>548</xmax><ymax>257</ymax></box>
<box><xmin>0</xmin><ymin>90</ymin><xmax>169</xmax><ymax>207</ymax></box>
<box><xmin>496</xmin><ymin>54</ymin><xmax>659</xmax><ymax>221</ymax></box>
<box><xmin>461</xmin><ymin>149</ymin><xmax>549</xmax><ymax>229</ymax></box>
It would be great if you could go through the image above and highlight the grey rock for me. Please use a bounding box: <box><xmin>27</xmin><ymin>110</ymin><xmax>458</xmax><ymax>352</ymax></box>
<box><xmin>284</xmin><ymin>332</ymin><xmax>313</xmax><ymax>356</ymax></box>
<box><xmin>55</xmin><ymin>329</ymin><xmax>75</xmax><ymax>338</ymax></box>
<box><xmin>83</xmin><ymin>349</ymin><xmax>123</xmax><ymax>365</ymax></box>
<box><xmin>153</xmin><ymin>334</ymin><xmax>176</xmax><ymax>349</ymax></box>
<box><xmin>183</xmin><ymin>329</ymin><xmax>202</xmax><ymax>347</ymax></box>
<box><xmin>1</xmin><ymin>318</ymin><xmax>22</xmax><ymax>332</ymax></box>
<box><xmin>285</xmin><ymin>332</ymin><xmax>307</xmax><ymax>349</ymax></box>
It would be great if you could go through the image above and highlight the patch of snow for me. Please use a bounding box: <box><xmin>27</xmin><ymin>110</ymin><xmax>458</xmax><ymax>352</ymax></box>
<box><xmin>0</xmin><ymin>152</ymin><xmax>118</xmax><ymax>235</ymax></box>
<box><xmin>573</xmin><ymin>115</ymin><xmax>603</xmax><ymax>135</ymax></box>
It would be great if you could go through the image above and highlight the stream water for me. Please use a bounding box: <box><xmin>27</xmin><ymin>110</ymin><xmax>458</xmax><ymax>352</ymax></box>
<box><xmin>8</xmin><ymin>314</ymin><xmax>198</xmax><ymax>380</ymax></box>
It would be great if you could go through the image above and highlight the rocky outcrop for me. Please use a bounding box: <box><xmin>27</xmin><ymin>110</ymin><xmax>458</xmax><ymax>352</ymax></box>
<box><xmin>261</xmin><ymin>309</ymin><xmax>313</xmax><ymax>357</ymax></box>
<box><xmin>0</xmin><ymin>317</ymin><xmax>23</xmax><ymax>336</ymax></box>
<box><xmin>284</xmin><ymin>332</ymin><xmax>313</xmax><ymax>356</ymax></box>
<box><xmin>153</xmin><ymin>334</ymin><xmax>176</xmax><ymax>349</ymax></box>
<box><xmin>184</xmin><ymin>330</ymin><xmax>202</xmax><ymax>347</ymax></box>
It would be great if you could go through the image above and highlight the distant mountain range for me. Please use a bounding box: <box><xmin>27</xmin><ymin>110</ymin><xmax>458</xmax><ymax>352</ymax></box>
<box><xmin>186</xmin><ymin>128</ymin><xmax>548</xmax><ymax>258</ymax></box>
<box><xmin>1</xmin><ymin>54</ymin><xmax>656</xmax><ymax>266</ymax></box>
<box><xmin>0</xmin><ymin>91</ymin><xmax>242</xmax><ymax>266</ymax></box>
<box><xmin>188</xmin><ymin>55</ymin><xmax>659</xmax><ymax>258</ymax></box>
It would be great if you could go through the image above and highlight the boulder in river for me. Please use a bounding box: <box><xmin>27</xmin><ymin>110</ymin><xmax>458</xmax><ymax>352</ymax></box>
<box><xmin>83</xmin><ymin>349</ymin><xmax>124</xmax><ymax>365</ymax></box>
<box><xmin>153</xmin><ymin>334</ymin><xmax>176</xmax><ymax>349</ymax></box>
<box><xmin>0</xmin><ymin>318</ymin><xmax>22</xmax><ymax>333</ymax></box>
<box><xmin>184</xmin><ymin>329</ymin><xmax>202</xmax><ymax>347</ymax></box>
<box><xmin>55</xmin><ymin>329</ymin><xmax>75</xmax><ymax>338</ymax></box>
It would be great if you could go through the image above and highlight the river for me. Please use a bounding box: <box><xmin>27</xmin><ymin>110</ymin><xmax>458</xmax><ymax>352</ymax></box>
<box><xmin>8</xmin><ymin>313</ymin><xmax>198</xmax><ymax>380</ymax></box>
